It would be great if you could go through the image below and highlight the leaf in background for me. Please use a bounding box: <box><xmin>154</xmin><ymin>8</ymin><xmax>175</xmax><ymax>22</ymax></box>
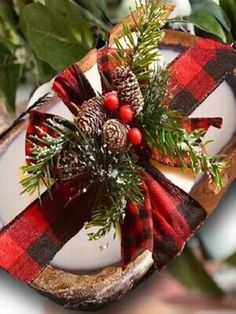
<box><xmin>190</xmin><ymin>0</ymin><xmax>231</xmax><ymax>32</ymax></box>
<box><xmin>0</xmin><ymin>1</ymin><xmax>21</xmax><ymax>48</ymax></box>
<box><xmin>0</xmin><ymin>44</ymin><xmax>11</xmax><ymax>60</ymax></box>
<box><xmin>226</xmin><ymin>252</ymin><xmax>236</xmax><ymax>265</ymax></box>
<box><xmin>23</xmin><ymin>1</ymin><xmax>93</xmax><ymax>71</ymax></box>
<box><xmin>184</xmin><ymin>11</ymin><xmax>227</xmax><ymax>42</ymax></box>
<box><xmin>220</xmin><ymin>0</ymin><xmax>236</xmax><ymax>40</ymax></box>
<box><xmin>13</xmin><ymin>0</ymin><xmax>33</xmax><ymax>15</ymax></box>
<box><xmin>95</xmin><ymin>0</ymin><xmax>107</xmax><ymax>12</ymax></box>
<box><xmin>74</xmin><ymin>0</ymin><xmax>107</xmax><ymax>20</ymax></box>
<box><xmin>220</xmin><ymin>0</ymin><xmax>236</xmax><ymax>22</ymax></box>
<box><xmin>169</xmin><ymin>246</ymin><xmax>224</xmax><ymax>298</ymax></box>
<box><xmin>0</xmin><ymin>0</ymin><xmax>18</xmax><ymax>26</ymax></box>
<box><xmin>0</xmin><ymin>43</ymin><xmax>21</xmax><ymax>115</ymax></box>
<box><xmin>35</xmin><ymin>57</ymin><xmax>56</xmax><ymax>84</ymax></box>
<box><xmin>44</xmin><ymin>0</ymin><xmax>93</xmax><ymax>48</ymax></box>
<box><xmin>74</xmin><ymin>0</ymin><xmax>104</xmax><ymax>15</ymax></box>
<box><xmin>73</xmin><ymin>0</ymin><xmax>110</xmax><ymax>31</ymax></box>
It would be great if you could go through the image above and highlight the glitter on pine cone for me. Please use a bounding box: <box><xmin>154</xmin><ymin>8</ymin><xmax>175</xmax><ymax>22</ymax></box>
<box><xmin>75</xmin><ymin>97</ymin><xmax>106</xmax><ymax>135</ymax></box>
<box><xmin>111</xmin><ymin>66</ymin><xmax>144</xmax><ymax>116</ymax></box>
<box><xmin>102</xmin><ymin>119</ymin><xmax>128</xmax><ymax>153</ymax></box>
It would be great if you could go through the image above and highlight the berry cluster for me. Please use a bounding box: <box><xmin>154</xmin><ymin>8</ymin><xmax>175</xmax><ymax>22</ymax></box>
<box><xmin>104</xmin><ymin>91</ymin><xmax>142</xmax><ymax>146</ymax></box>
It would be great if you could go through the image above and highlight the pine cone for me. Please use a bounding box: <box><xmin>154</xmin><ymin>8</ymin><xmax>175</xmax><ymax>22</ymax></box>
<box><xmin>102</xmin><ymin>119</ymin><xmax>128</xmax><ymax>153</ymax></box>
<box><xmin>111</xmin><ymin>66</ymin><xmax>144</xmax><ymax>116</ymax></box>
<box><xmin>75</xmin><ymin>97</ymin><xmax>106</xmax><ymax>135</ymax></box>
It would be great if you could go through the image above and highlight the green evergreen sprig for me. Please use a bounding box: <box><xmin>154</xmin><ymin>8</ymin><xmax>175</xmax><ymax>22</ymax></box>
<box><xmin>114</xmin><ymin>0</ymin><xmax>168</xmax><ymax>82</ymax></box>
<box><xmin>20</xmin><ymin>118</ymin><xmax>73</xmax><ymax>196</ymax></box>
<box><xmin>21</xmin><ymin>117</ymin><xmax>143</xmax><ymax>240</ymax></box>
<box><xmin>138</xmin><ymin>69</ymin><xmax>225</xmax><ymax>188</ymax></box>
<box><xmin>86</xmin><ymin>154</ymin><xmax>143</xmax><ymax>241</ymax></box>
<box><xmin>20</xmin><ymin>0</ymin><xmax>225</xmax><ymax>244</ymax></box>
<box><xmin>114</xmin><ymin>0</ymin><xmax>225</xmax><ymax>188</ymax></box>
<box><xmin>57</xmin><ymin>131</ymin><xmax>143</xmax><ymax>240</ymax></box>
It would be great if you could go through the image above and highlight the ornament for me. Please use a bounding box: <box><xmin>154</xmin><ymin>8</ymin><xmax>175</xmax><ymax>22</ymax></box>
<box><xmin>75</xmin><ymin>96</ymin><xmax>106</xmax><ymax>135</ymax></box>
<box><xmin>128</xmin><ymin>128</ymin><xmax>143</xmax><ymax>146</ymax></box>
<box><xmin>102</xmin><ymin>119</ymin><xmax>128</xmax><ymax>153</ymax></box>
<box><xmin>111</xmin><ymin>66</ymin><xmax>144</xmax><ymax>116</ymax></box>
<box><xmin>104</xmin><ymin>91</ymin><xmax>120</xmax><ymax>111</ymax></box>
<box><xmin>4</xmin><ymin>0</ymin><xmax>233</xmax><ymax>306</ymax></box>
<box><xmin>118</xmin><ymin>104</ymin><xmax>134</xmax><ymax>123</ymax></box>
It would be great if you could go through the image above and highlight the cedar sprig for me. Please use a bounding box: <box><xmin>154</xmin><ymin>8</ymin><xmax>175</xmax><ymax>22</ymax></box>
<box><xmin>21</xmin><ymin>116</ymin><xmax>143</xmax><ymax>240</ymax></box>
<box><xmin>57</xmin><ymin>131</ymin><xmax>143</xmax><ymax>240</ymax></box>
<box><xmin>58</xmin><ymin>132</ymin><xmax>108</xmax><ymax>182</ymax></box>
<box><xmin>58</xmin><ymin>131</ymin><xmax>143</xmax><ymax>240</ymax></box>
<box><xmin>85</xmin><ymin>154</ymin><xmax>143</xmax><ymax>241</ymax></box>
<box><xmin>114</xmin><ymin>0</ymin><xmax>168</xmax><ymax>83</ymax></box>
<box><xmin>21</xmin><ymin>119</ymin><xmax>105</xmax><ymax>196</ymax></box>
<box><xmin>20</xmin><ymin>117</ymin><xmax>74</xmax><ymax>196</ymax></box>
<box><xmin>138</xmin><ymin>69</ymin><xmax>225</xmax><ymax>188</ymax></box>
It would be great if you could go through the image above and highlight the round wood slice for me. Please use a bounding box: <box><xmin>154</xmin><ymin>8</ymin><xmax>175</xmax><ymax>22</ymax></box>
<box><xmin>0</xmin><ymin>28</ymin><xmax>236</xmax><ymax>310</ymax></box>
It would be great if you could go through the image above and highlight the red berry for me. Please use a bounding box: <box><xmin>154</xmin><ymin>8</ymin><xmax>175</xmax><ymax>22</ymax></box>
<box><xmin>128</xmin><ymin>128</ymin><xmax>142</xmax><ymax>146</ymax></box>
<box><xmin>118</xmin><ymin>104</ymin><xmax>134</xmax><ymax>123</ymax></box>
<box><xmin>104</xmin><ymin>91</ymin><xmax>119</xmax><ymax>111</ymax></box>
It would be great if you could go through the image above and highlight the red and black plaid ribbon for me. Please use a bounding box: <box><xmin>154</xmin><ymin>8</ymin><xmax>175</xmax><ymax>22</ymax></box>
<box><xmin>121</xmin><ymin>167</ymin><xmax>206</xmax><ymax>269</ymax></box>
<box><xmin>0</xmin><ymin>38</ymin><xmax>235</xmax><ymax>284</ymax></box>
<box><xmin>168</xmin><ymin>38</ymin><xmax>236</xmax><ymax>115</ymax></box>
<box><xmin>0</xmin><ymin>178</ymin><xmax>96</xmax><ymax>282</ymax></box>
<box><xmin>53</xmin><ymin>64</ymin><xmax>96</xmax><ymax>115</ymax></box>
<box><xmin>151</xmin><ymin>117</ymin><xmax>223</xmax><ymax>167</ymax></box>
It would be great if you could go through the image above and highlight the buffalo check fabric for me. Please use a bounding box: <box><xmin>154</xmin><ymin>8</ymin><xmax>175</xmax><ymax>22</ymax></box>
<box><xmin>121</xmin><ymin>169</ymin><xmax>206</xmax><ymax>270</ymax></box>
<box><xmin>121</xmin><ymin>169</ymin><xmax>206</xmax><ymax>269</ymax></box>
<box><xmin>25</xmin><ymin>111</ymin><xmax>65</xmax><ymax>165</ymax></box>
<box><xmin>169</xmin><ymin>38</ymin><xmax>236</xmax><ymax>115</ymax></box>
<box><xmin>97</xmin><ymin>47</ymin><xmax>127</xmax><ymax>93</ymax></box>
<box><xmin>121</xmin><ymin>180</ymin><xmax>154</xmax><ymax>268</ymax></box>
<box><xmin>152</xmin><ymin>117</ymin><xmax>223</xmax><ymax>167</ymax></box>
<box><xmin>182</xmin><ymin>117</ymin><xmax>223</xmax><ymax>133</ymax></box>
<box><xmin>97</xmin><ymin>48</ymin><xmax>117</xmax><ymax>93</ymax></box>
<box><xmin>53</xmin><ymin>64</ymin><xmax>96</xmax><ymax>115</ymax></box>
<box><xmin>0</xmin><ymin>179</ymin><xmax>96</xmax><ymax>282</ymax></box>
<box><xmin>0</xmin><ymin>38</ymin><xmax>235</xmax><ymax>284</ymax></box>
<box><xmin>145</xmin><ymin>166</ymin><xmax>206</xmax><ymax>269</ymax></box>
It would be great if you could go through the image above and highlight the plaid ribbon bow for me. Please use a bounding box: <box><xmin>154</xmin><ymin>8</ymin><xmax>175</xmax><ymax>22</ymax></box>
<box><xmin>0</xmin><ymin>38</ymin><xmax>235</xmax><ymax>284</ymax></box>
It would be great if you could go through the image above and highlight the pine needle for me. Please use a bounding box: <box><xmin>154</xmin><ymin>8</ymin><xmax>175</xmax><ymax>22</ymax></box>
<box><xmin>21</xmin><ymin>116</ymin><xmax>143</xmax><ymax>240</ymax></box>
<box><xmin>138</xmin><ymin>68</ymin><xmax>225</xmax><ymax>188</ymax></box>
<box><xmin>86</xmin><ymin>154</ymin><xmax>143</xmax><ymax>240</ymax></box>
<box><xmin>20</xmin><ymin>118</ymin><xmax>75</xmax><ymax>196</ymax></box>
<box><xmin>114</xmin><ymin>0</ymin><xmax>169</xmax><ymax>83</ymax></box>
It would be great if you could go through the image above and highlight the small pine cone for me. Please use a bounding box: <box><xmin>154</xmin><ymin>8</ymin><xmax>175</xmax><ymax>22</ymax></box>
<box><xmin>102</xmin><ymin>119</ymin><xmax>128</xmax><ymax>153</ymax></box>
<box><xmin>75</xmin><ymin>97</ymin><xmax>106</xmax><ymax>135</ymax></box>
<box><xmin>111</xmin><ymin>66</ymin><xmax>144</xmax><ymax>116</ymax></box>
